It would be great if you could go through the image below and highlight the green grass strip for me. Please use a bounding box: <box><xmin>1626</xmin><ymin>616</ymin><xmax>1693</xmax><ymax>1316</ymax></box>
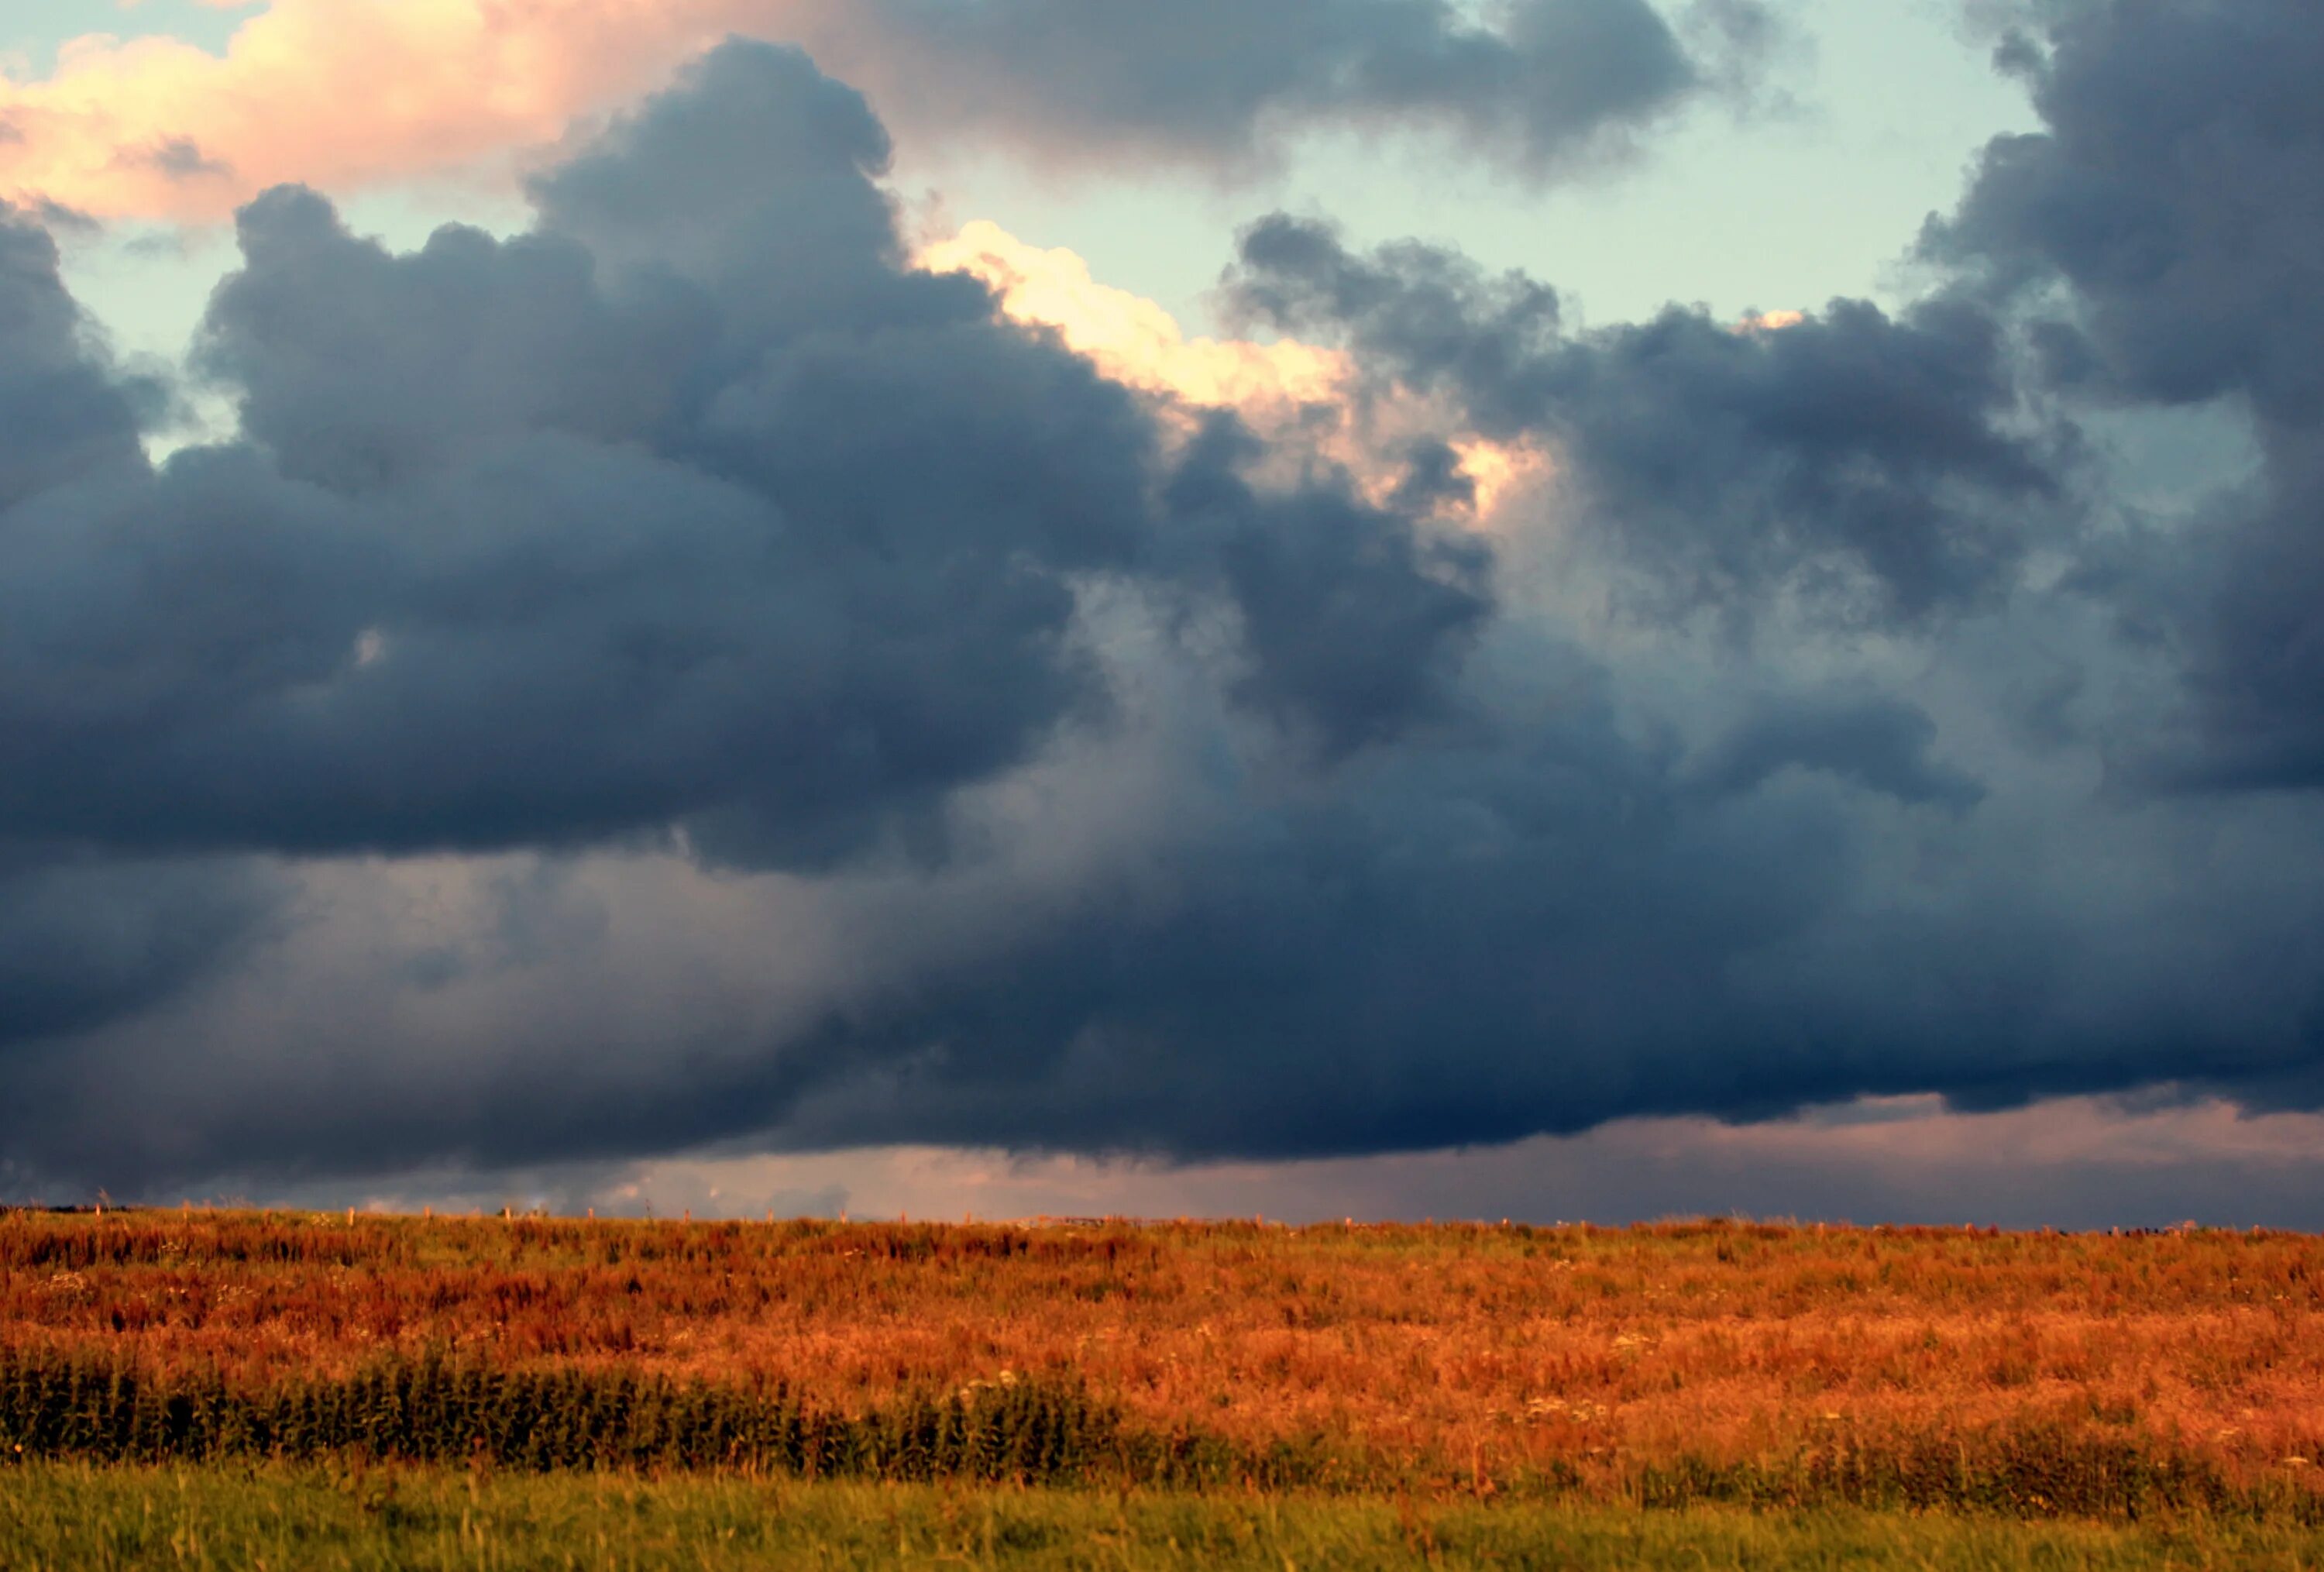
<box><xmin>7</xmin><ymin>1464</ymin><xmax>2324</xmax><ymax>1570</ymax></box>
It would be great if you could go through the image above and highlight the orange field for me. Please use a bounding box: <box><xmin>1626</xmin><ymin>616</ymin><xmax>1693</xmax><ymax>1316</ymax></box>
<box><xmin>5</xmin><ymin>1209</ymin><xmax>2322</xmax><ymax>1509</ymax></box>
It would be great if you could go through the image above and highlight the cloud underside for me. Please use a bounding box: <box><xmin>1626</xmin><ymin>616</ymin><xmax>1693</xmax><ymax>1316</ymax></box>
<box><xmin>195</xmin><ymin>1096</ymin><xmax>2324</xmax><ymax>1233</ymax></box>
<box><xmin>3</xmin><ymin>2</ymin><xmax>2324</xmax><ymax>1195</ymax></box>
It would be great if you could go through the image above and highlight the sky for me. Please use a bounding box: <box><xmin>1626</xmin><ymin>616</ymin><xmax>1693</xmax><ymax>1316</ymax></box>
<box><xmin>3</xmin><ymin>0</ymin><xmax>2322</xmax><ymax>1227</ymax></box>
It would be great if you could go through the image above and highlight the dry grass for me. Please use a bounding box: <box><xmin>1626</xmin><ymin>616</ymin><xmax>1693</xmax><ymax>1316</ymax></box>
<box><xmin>5</xmin><ymin>1209</ymin><xmax>2321</xmax><ymax>1505</ymax></box>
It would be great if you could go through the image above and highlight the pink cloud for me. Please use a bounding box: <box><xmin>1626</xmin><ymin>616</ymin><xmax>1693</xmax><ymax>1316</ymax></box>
<box><xmin>0</xmin><ymin>2</ymin><xmax>776</xmax><ymax>219</ymax></box>
<box><xmin>0</xmin><ymin>0</ymin><xmax>1289</xmax><ymax>221</ymax></box>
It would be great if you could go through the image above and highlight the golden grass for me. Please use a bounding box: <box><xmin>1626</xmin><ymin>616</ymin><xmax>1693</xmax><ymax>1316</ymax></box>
<box><xmin>5</xmin><ymin>1209</ymin><xmax>2320</xmax><ymax>1503</ymax></box>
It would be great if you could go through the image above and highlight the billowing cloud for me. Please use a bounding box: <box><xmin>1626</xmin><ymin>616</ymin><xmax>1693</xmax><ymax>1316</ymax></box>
<box><xmin>5</xmin><ymin>10</ymin><xmax>2324</xmax><ymax>1206</ymax></box>
<box><xmin>0</xmin><ymin>41</ymin><xmax>1493</xmax><ymax>1169</ymax></box>
<box><xmin>1223</xmin><ymin>215</ymin><xmax>2068</xmax><ymax>625</ymax></box>
<box><xmin>0</xmin><ymin>208</ymin><xmax>150</xmax><ymax>504</ymax></box>
<box><xmin>0</xmin><ymin>43</ymin><xmax>1481</xmax><ymax>873</ymax></box>
<box><xmin>1926</xmin><ymin>0</ymin><xmax>2324</xmax><ymax>792</ymax></box>
<box><xmin>768</xmin><ymin>0</ymin><xmax>1780</xmax><ymax>177</ymax></box>
<box><xmin>0</xmin><ymin>200</ymin><xmax>278</xmax><ymax>1055</ymax></box>
<box><xmin>0</xmin><ymin>0</ymin><xmax>1776</xmax><ymax>219</ymax></box>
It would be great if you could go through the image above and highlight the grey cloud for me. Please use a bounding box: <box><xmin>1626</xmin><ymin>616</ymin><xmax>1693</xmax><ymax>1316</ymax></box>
<box><xmin>1226</xmin><ymin>216</ymin><xmax>2064</xmax><ymax>624</ymax></box>
<box><xmin>18</xmin><ymin>723</ymin><xmax>2324</xmax><ymax>1185</ymax></box>
<box><xmin>1925</xmin><ymin>0</ymin><xmax>2324</xmax><ymax>791</ymax></box>
<box><xmin>197</xmin><ymin>189</ymin><xmax>710</xmax><ymax>491</ymax></box>
<box><xmin>777</xmin><ymin>0</ymin><xmax>1780</xmax><ymax>179</ymax></box>
<box><xmin>26</xmin><ymin>199</ymin><xmax>100</xmax><ymax>238</ymax></box>
<box><xmin>1163</xmin><ymin>416</ymin><xmax>1492</xmax><ymax>755</ymax></box>
<box><xmin>0</xmin><ymin>849</ymin><xmax>277</xmax><ymax>1053</ymax></box>
<box><xmin>2185</xmin><ymin>435</ymin><xmax>2324</xmax><ymax>789</ymax></box>
<box><xmin>0</xmin><ymin>41</ymin><xmax>1477</xmax><ymax>868</ymax></box>
<box><xmin>14</xmin><ymin>20</ymin><xmax>2324</xmax><ymax>1204</ymax></box>
<box><xmin>1930</xmin><ymin>1</ymin><xmax>2324</xmax><ymax>423</ymax></box>
<box><xmin>1686</xmin><ymin>697</ymin><xmax>1986</xmax><ymax>811</ymax></box>
<box><xmin>527</xmin><ymin>40</ymin><xmax>907</xmax><ymax>322</ymax></box>
<box><xmin>0</xmin><ymin>208</ymin><xmax>150</xmax><ymax>510</ymax></box>
<box><xmin>739</xmin><ymin>666</ymin><xmax>2324</xmax><ymax>1164</ymax></box>
<box><xmin>146</xmin><ymin>137</ymin><xmax>233</xmax><ymax>182</ymax></box>
<box><xmin>0</xmin><ymin>40</ymin><xmax>1483</xmax><ymax>1148</ymax></box>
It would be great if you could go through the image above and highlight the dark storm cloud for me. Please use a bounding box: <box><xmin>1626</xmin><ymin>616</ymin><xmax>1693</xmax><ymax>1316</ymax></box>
<box><xmin>0</xmin><ymin>41</ymin><xmax>1477</xmax><ymax>866</ymax></box>
<box><xmin>0</xmin><ymin>850</ymin><xmax>277</xmax><ymax>1051</ymax></box>
<box><xmin>743</xmin><ymin>670</ymin><xmax>2324</xmax><ymax>1163</ymax></box>
<box><xmin>1924</xmin><ymin>0</ymin><xmax>2324</xmax><ymax>789</ymax></box>
<box><xmin>789</xmin><ymin>0</ymin><xmax>1780</xmax><ymax>178</ymax></box>
<box><xmin>1685</xmin><ymin>696</ymin><xmax>1985</xmax><ymax>811</ymax></box>
<box><xmin>0</xmin><ymin>208</ymin><xmax>280</xmax><ymax>1055</ymax></box>
<box><xmin>1226</xmin><ymin>216</ymin><xmax>2064</xmax><ymax>624</ymax></box>
<box><xmin>1163</xmin><ymin>416</ymin><xmax>1491</xmax><ymax>755</ymax></box>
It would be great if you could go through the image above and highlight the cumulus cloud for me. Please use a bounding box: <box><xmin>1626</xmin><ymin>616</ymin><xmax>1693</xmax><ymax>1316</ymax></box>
<box><xmin>0</xmin><ymin>201</ymin><xmax>278</xmax><ymax>1061</ymax></box>
<box><xmin>0</xmin><ymin>39</ymin><xmax>1501</xmax><ymax>1164</ymax></box>
<box><xmin>1224</xmin><ymin>215</ymin><xmax>2068</xmax><ymax>626</ymax></box>
<box><xmin>775</xmin><ymin>0</ymin><xmax>1779</xmax><ymax>177</ymax></box>
<box><xmin>1923</xmin><ymin>0</ymin><xmax>2324</xmax><ymax>789</ymax></box>
<box><xmin>0</xmin><ymin>43</ymin><xmax>1479</xmax><ymax>872</ymax></box>
<box><xmin>0</xmin><ymin>208</ymin><xmax>150</xmax><ymax>504</ymax></box>
<box><xmin>0</xmin><ymin>0</ymin><xmax>1777</xmax><ymax>219</ymax></box>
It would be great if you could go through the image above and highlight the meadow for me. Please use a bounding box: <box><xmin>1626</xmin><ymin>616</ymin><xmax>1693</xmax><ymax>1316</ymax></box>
<box><xmin>3</xmin><ymin>1209</ymin><xmax>2321</xmax><ymax>1565</ymax></box>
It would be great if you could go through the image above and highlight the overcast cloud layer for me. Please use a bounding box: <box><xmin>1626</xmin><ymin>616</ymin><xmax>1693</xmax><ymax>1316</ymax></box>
<box><xmin>5</xmin><ymin>1</ymin><xmax>2324</xmax><ymax>1207</ymax></box>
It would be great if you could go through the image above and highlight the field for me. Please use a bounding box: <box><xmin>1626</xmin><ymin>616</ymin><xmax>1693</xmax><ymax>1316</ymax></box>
<box><xmin>4</xmin><ymin>1209</ymin><xmax>2322</xmax><ymax>1566</ymax></box>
